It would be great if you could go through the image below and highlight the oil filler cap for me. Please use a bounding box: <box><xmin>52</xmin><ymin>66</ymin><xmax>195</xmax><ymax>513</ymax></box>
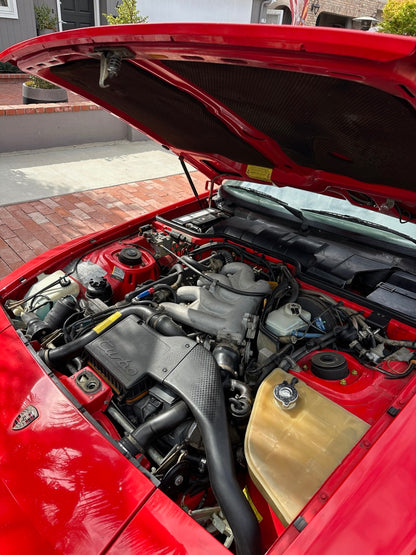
<box><xmin>273</xmin><ymin>377</ymin><xmax>299</xmax><ymax>410</ymax></box>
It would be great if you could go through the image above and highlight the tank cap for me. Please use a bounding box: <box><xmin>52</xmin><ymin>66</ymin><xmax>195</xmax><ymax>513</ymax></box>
<box><xmin>285</xmin><ymin>303</ymin><xmax>301</xmax><ymax>316</ymax></box>
<box><xmin>86</xmin><ymin>277</ymin><xmax>112</xmax><ymax>303</ymax></box>
<box><xmin>273</xmin><ymin>377</ymin><xmax>299</xmax><ymax>410</ymax></box>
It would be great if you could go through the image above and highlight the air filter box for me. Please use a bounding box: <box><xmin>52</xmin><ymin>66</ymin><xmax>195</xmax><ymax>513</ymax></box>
<box><xmin>85</xmin><ymin>315</ymin><xmax>191</xmax><ymax>399</ymax></box>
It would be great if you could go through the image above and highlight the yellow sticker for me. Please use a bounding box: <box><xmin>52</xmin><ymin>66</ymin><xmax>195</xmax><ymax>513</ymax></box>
<box><xmin>246</xmin><ymin>165</ymin><xmax>273</xmax><ymax>182</ymax></box>
<box><xmin>243</xmin><ymin>486</ymin><xmax>263</xmax><ymax>523</ymax></box>
<box><xmin>93</xmin><ymin>311</ymin><xmax>122</xmax><ymax>334</ymax></box>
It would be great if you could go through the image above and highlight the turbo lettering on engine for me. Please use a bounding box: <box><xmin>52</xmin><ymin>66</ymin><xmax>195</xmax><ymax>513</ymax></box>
<box><xmin>96</xmin><ymin>339</ymin><xmax>138</xmax><ymax>377</ymax></box>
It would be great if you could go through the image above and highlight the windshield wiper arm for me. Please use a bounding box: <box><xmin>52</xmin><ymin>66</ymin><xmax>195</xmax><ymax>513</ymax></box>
<box><xmin>231</xmin><ymin>185</ymin><xmax>309</xmax><ymax>231</ymax></box>
<box><xmin>305</xmin><ymin>210</ymin><xmax>416</xmax><ymax>247</ymax></box>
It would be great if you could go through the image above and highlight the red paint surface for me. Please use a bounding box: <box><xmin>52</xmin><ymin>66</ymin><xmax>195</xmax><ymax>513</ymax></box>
<box><xmin>1</xmin><ymin>24</ymin><xmax>416</xmax><ymax>552</ymax></box>
<box><xmin>59</xmin><ymin>366</ymin><xmax>113</xmax><ymax>414</ymax></box>
<box><xmin>108</xmin><ymin>489</ymin><xmax>229</xmax><ymax>554</ymax></box>
<box><xmin>0</xmin><ymin>313</ymin><xmax>154</xmax><ymax>553</ymax></box>
<box><xmin>82</xmin><ymin>237</ymin><xmax>160</xmax><ymax>302</ymax></box>
<box><xmin>294</xmin><ymin>350</ymin><xmax>413</xmax><ymax>424</ymax></box>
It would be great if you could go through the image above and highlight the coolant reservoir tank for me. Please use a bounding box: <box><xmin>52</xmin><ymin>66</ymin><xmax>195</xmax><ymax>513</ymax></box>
<box><xmin>22</xmin><ymin>270</ymin><xmax>79</xmax><ymax>319</ymax></box>
<box><xmin>245</xmin><ymin>368</ymin><xmax>370</xmax><ymax>525</ymax></box>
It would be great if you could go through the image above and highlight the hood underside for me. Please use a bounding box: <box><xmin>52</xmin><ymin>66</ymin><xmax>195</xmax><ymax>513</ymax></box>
<box><xmin>2</xmin><ymin>23</ymin><xmax>416</xmax><ymax>217</ymax></box>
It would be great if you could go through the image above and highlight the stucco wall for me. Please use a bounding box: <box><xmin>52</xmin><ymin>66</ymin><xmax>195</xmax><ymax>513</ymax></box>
<box><xmin>0</xmin><ymin>105</ymin><xmax>146</xmax><ymax>153</ymax></box>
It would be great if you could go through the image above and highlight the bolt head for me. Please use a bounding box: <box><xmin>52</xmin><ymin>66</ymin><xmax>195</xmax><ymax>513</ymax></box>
<box><xmin>174</xmin><ymin>475</ymin><xmax>184</xmax><ymax>486</ymax></box>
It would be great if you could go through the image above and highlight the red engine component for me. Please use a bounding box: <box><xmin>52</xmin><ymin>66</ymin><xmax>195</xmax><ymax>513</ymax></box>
<box><xmin>60</xmin><ymin>366</ymin><xmax>113</xmax><ymax>414</ymax></box>
<box><xmin>294</xmin><ymin>350</ymin><xmax>413</xmax><ymax>424</ymax></box>
<box><xmin>82</xmin><ymin>238</ymin><xmax>159</xmax><ymax>301</ymax></box>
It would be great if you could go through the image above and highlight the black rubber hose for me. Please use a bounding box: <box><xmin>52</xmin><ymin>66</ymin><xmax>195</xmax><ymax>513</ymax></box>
<box><xmin>119</xmin><ymin>400</ymin><xmax>189</xmax><ymax>455</ymax></box>
<box><xmin>124</xmin><ymin>267</ymin><xmax>184</xmax><ymax>302</ymax></box>
<box><xmin>182</xmin><ymin>255</ymin><xmax>209</xmax><ymax>272</ymax></box>
<box><xmin>284</xmin><ymin>265</ymin><xmax>299</xmax><ymax>303</ymax></box>
<box><xmin>152</xmin><ymin>284</ymin><xmax>178</xmax><ymax>303</ymax></box>
<box><xmin>42</xmin><ymin>305</ymin><xmax>185</xmax><ymax>366</ymax></box>
<box><xmin>160</xmin><ymin>344</ymin><xmax>261</xmax><ymax>555</ymax></box>
<box><xmin>170</xmin><ymin>263</ymin><xmax>184</xmax><ymax>289</ymax></box>
<box><xmin>145</xmin><ymin>311</ymin><xmax>185</xmax><ymax>338</ymax></box>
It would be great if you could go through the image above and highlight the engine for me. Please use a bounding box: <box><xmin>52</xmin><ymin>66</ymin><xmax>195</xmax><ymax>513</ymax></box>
<box><xmin>6</xmin><ymin>218</ymin><xmax>416</xmax><ymax>554</ymax></box>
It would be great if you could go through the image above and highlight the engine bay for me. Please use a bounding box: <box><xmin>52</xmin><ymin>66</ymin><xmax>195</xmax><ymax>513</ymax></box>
<box><xmin>3</xmin><ymin>183</ymin><xmax>416</xmax><ymax>554</ymax></box>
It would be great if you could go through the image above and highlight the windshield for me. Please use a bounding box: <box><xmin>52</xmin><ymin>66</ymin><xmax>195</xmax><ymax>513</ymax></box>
<box><xmin>222</xmin><ymin>181</ymin><xmax>416</xmax><ymax>249</ymax></box>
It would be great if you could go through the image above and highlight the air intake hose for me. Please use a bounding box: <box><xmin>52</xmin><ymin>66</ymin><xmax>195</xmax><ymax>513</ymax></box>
<box><xmin>119</xmin><ymin>400</ymin><xmax>189</xmax><ymax>454</ymax></box>
<box><xmin>165</xmin><ymin>345</ymin><xmax>261</xmax><ymax>555</ymax></box>
<box><xmin>121</xmin><ymin>341</ymin><xmax>261</xmax><ymax>555</ymax></box>
<box><xmin>41</xmin><ymin>305</ymin><xmax>185</xmax><ymax>366</ymax></box>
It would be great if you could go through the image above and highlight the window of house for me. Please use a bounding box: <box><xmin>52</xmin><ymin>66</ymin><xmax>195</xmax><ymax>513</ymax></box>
<box><xmin>0</xmin><ymin>0</ymin><xmax>18</xmax><ymax>19</ymax></box>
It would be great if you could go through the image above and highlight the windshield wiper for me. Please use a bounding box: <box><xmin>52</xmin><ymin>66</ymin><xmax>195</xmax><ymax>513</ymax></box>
<box><xmin>229</xmin><ymin>185</ymin><xmax>309</xmax><ymax>231</ymax></box>
<box><xmin>305</xmin><ymin>210</ymin><xmax>416</xmax><ymax>247</ymax></box>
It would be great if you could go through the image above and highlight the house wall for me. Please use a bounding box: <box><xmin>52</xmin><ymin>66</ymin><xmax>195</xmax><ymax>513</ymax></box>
<box><xmin>100</xmin><ymin>0</ymin><xmax>113</xmax><ymax>25</ymax></box>
<box><xmin>251</xmin><ymin>0</ymin><xmax>290</xmax><ymax>23</ymax></box>
<box><xmin>34</xmin><ymin>0</ymin><xmax>55</xmax><ymax>13</ymax></box>
<box><xmin>0</xmin><ymin>1</ymin><xmax>115</xmax><ymax>53</ymax></box>
<box><xmin>0</xmin><ymin>0</ymin><xmax>37</xmax><ymax>52</ymax></box>
<box><xmin>304</xmin><ymin>0</ymin><xmax>386</xmax><ymax>27</ymax></box>
<box><xmin>136</xmin><ymin>0</ymin><xmax>253</xmax><ymax>23</ymax></box>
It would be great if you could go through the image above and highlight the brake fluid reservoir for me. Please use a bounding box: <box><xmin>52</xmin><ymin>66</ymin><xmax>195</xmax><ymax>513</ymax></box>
<box><xmin>266</xmin><ymin>303</ymin><xmax>311</xmax><ymax>337</ymax></box>
<box><xmin>23</xmin><ymin>270</ymin><xmax>79</xmax><ymax>319</ymax></box>
<box><xmin>245</xmin><ymin>368</ymin><xmax>370</xmax><ymax>526</ymax></box>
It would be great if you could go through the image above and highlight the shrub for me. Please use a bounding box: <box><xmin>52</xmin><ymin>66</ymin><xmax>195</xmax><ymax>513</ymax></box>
<box><xmin>378</xmin><ymin>0</ymin><xmax>416</xmax><ymax>36</ymax></box>
<box><xmin>0</xmin><ymin>61</ymin><xmax>23</xmax><ymax>73</ymax></box>
<box><xmin>103</xmin><ymin>0</ymin><xmax>148</xmax><ymax>24</ymax></box>
<box><xmin>34</xmin><ymin>4</ymin><xmax>58</xmax><ymax>31</ymax></box>
<box><xmin>25</xmin><ymin>75</ymin><xmax>59</xmax><ymax>89</ymax></box>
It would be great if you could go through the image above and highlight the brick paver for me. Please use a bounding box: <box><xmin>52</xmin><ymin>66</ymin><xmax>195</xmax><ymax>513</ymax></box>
<box><xmin>0</xmin><ymin>172</ymin><xmax>207</xmax><ymax>279</ymax></box>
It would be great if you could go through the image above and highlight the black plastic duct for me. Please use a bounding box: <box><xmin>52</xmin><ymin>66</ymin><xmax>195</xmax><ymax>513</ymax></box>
<box><xmin>128</xmin><ymin>339</ymin><xmax>261</xmax><ymax>555</ymax></box>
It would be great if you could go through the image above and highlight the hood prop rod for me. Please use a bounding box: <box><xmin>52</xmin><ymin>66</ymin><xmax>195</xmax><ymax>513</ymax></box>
<box><xmin>179</xmin><ymin>156</ymin><xmax>203</xmax><ymax>209</ymax></box>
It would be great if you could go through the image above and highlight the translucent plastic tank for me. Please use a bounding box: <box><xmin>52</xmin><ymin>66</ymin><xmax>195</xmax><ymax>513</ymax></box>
<box><xmin>265</xmin><ymin>302</ymin><xmax>311</xmax><ymax>337</ymax></box>
<box><xmin>23</xmin><ymin>270</ymin><xmax>79</xmax><ymax>318</ymax></box>
<box><xmin>245</xmin><ymin>367</ymin><xmax>370</xmax><ymax>525</ymax></box>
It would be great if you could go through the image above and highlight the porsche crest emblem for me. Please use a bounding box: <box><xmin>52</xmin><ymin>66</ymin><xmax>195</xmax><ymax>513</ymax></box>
<box><xmin>12</xmin><ymin>405</ymin><xmax>39</xmax><ymax>430</ymax></box>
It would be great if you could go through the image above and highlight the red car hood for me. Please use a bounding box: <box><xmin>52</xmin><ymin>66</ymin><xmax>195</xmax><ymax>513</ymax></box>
<box><xmin>2</xmin><ymin>23</ymin><xmax>416</xmax><ymax>219</ymax></box>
